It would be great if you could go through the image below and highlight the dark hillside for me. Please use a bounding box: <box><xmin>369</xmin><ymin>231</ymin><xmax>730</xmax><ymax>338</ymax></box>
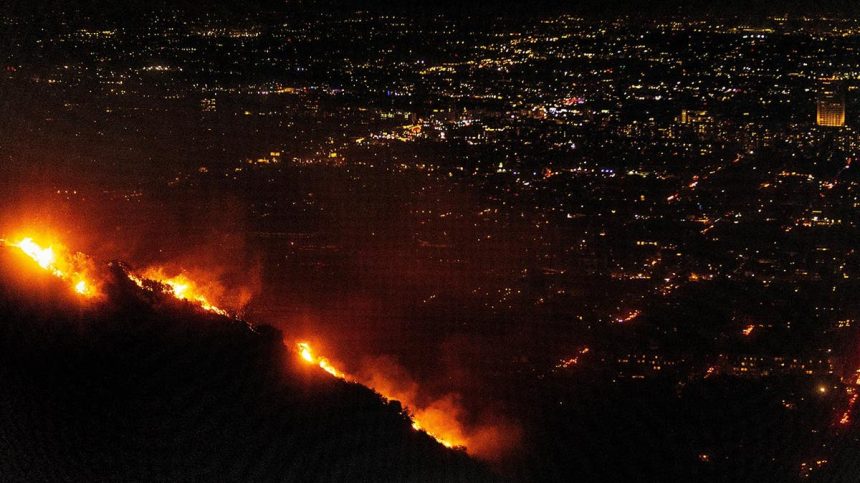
<box><xmin>0</xmin><ymin>248</ymin><xmax>495</xmax><ymax>481</ymax></box>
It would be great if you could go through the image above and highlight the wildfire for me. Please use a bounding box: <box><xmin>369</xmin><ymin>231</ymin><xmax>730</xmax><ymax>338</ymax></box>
<box><xmin>410</xmin><ymin>420</ymin><xmax>456</xmax><ymax>448</ymax></box>
<box><xmin>556</xmin><ymin>347</ymin><xmax>591</xmax><ymax>369</ymax></box>
<box><xmin>839</xmin><ymin>392</ymin><xmax>857</xmax><ymax>426</ymax></box>
<box><xmin>294</xmin><ymin>341</ymin><xmax>464</xmax><ymax>450</ymax></box>
<box><xmin>132</xmin><ymin>268</ymin><xmax>228</xmax><ymax>316</ymax></box>
<box><xmin>616</xmin><ymin>309</ymin><xmax>641</xmax><ymax>324</ymax></box>
<box><xmin>16</xmin><ymin>238</ymin><xmax>56</xmax><ymax>271</ymax></box>
<box><xmin>0</xmin><ymin>236</ymin><xmax>100</xmax><ymax>298</ymax></box>
<box><xmin>0</xmin><ymin>235</ymin><xmax>228</xmax><ymax>311</ymax></box>
<box><xmin>0</xmin><ymin>232</ymin><xmax>487</xmax><ymax>457</ymax></box>
<box><xmin>837</xmin><ymin>372</ymin><xmax>860</xmax><ymax>427</ymax></box>
<box><xmin>296</xmin><ymin>342</ymin><xmax>346</xmax><ymax>379</ymax></box>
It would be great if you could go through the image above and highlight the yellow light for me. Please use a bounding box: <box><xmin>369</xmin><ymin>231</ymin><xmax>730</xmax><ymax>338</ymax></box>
<box><xmin>293</xmin><ymin>340</ymin><xmax>465</xmax><ymax>451</ymax></box>
<box><xmin>4</xmin><ymin>236</ymin><xmax>100</xmax><ymax>298</ymax></box>
<box><xmin>168</xmin><ymin>282</ymin><xmax>189</xmax><ymax>298</ymax></box>
<box><xmin>137</xmin><ymin>268</ymin><xmax>228</xmax><ymax>316</ymax></box>
<box><xmin>298</xmin><ymin>342</ymin><xmax>315</xmax><ymax>363</ymax></box>
<box><xmin>16</xmin><ymin>238</ymin><xmax>56</xmax><ymax>269</ymax></box>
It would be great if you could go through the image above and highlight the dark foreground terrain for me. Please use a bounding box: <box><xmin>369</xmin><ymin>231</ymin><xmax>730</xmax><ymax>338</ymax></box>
<box><xmin>0</xmin><ymin>248</ymin><xmax>495</xmax><ymax>481</ymax></box>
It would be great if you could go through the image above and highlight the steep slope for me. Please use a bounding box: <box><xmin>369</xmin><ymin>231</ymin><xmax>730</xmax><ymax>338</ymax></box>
<box><xmin>0</xmin><ymin>248</ymin><xmax>497</xmax><ymax>481</ymax></box>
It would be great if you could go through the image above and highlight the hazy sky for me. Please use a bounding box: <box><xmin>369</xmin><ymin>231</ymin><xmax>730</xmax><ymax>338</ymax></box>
<box><xmin>8</xmin><ymin>0</ymin><xmax>860</xmax><ymax>20</ymax></box>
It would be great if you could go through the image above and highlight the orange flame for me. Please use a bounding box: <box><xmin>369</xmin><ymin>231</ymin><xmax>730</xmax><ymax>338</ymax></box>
<box><xmin>1</xmin><ymin>237</ymin><xmax>100</xmax><ymax>298</ymax></box>
<box><xmin>297</xmin><ymin>342</ymin><xmax>346</xmax><ymax>379</ymax></box>
<box><xmin>0</xmin><ymin>232</ymin><xmax>499</xmax><ymax>458</ymax></box>
<box><xmin>16</xmin><ymin>238</ymin><xmax>56</xmax><ymax>271</ymax></box>
<box><xmin>838</xmin><ymin>372</ymin><xmax>860</xmax><ymax>427</ymax></box>
<box><xmin>839</xmin><ymin>392</ymin><xmax>857</xmax><ymax>426</ymax></box>
<box><xmin>294</xmin><ymin>341</ymin><xmax>464</xmax><ymax>450</ymax></box>
<box><xmin>131</xmin><ymin>268</ymin><xmax>228</xmax><ymax>316</ymax></box>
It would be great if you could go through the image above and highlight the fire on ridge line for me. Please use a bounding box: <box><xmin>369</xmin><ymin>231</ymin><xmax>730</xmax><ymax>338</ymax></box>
<box><xmin>0</xmin><ymin>235</ymin><xmax>466</xmax><ymax>452</ymax></box>
<box><xmin>0</xmin><ymin>237</ymin><xmax>99</xmax><ymax>297</ymax></box>
<box><xmin>295</xmin><ymin>341</ymin><xmax>464</xmax><ymax>450</ymax></box>
<box><xmin>0</xmin><ymin>236</ymin><xmax>227</xmax><ymax>316</ymax></box>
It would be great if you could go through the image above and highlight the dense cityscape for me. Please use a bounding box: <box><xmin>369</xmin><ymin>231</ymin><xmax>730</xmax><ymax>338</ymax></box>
<box><xmin>2</xmin><ymin>4</ymin><xmax>860</xmax><ymax>481</ymax></box>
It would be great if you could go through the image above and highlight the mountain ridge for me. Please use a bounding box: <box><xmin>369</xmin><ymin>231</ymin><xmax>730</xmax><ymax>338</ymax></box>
<box><xmin>0</xmin><ymin>247</ymin><xmax>498</xmax><ymax>481</ymax></box>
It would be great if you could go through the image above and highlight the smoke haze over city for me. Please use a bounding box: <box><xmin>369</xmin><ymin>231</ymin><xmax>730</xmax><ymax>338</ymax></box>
<box><xmin>2</xmin><ymin>1</ymin><xmax>860</xmax><ymax>481</ymax></box>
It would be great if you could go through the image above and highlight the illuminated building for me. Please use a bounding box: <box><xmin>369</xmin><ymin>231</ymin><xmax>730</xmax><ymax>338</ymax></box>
<box><xmin>678</xmin><ymin>109</ymin><xmax>715</xmax><ymax>137</ymax></box>
<box><xmin>201</xmin><ymin>98</ymin><xmax>217</xmax><ymax>113</ymax></box>
<box><xmin>817</xmin><ymin>80</ymin><xmax>846</xmax><ymax>127</ymax></box>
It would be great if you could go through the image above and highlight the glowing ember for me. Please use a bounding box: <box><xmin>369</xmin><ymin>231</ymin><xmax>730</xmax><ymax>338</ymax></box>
<box><xmin>616</xmin><ymin>309</ymin><xmax>641</xmax><ymax>324</ymax></box>
<box><xmin>294</xmin><ymin>341</ymin><xmax>464</xmax><ymax>450</ymax></box>
<box><xmin>839</xmin><ymin>392</ymin><xmax>857</xmax><ymax>426</ymax></box>
<box><xmin>1</xmin><ymin>237</ymin><xmax>100</xmax><ymax>298</ymax></box>
<box><xmin>556</xmin><ymin>347</ymin><xmax>591</xmax><ymax>369</ymax></box>
<box><xmin>742</xmin><ymin>324</ymin><xmax>755</xmax><ymax>336</ymax></box>
<box><xmin>837</xmin><ymin>372</ymin><xmax>860</xmax><ymax>427</ymax></box>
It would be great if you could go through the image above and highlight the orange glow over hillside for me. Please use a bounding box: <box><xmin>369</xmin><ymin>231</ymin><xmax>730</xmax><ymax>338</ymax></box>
<box><xmin>129</xmin><ymin>268</ymin><xmax>229</xmax><ymax>316</ymax></box>
<box><xmin>0</xmin><ymin>236</ymin><xmax>100</xmax><ymax>298</ymax></box>
<box><xmin>295</xmin><ymin>341</ymin><xmax>462</xmax><ymax>450</ymax></box>
<box><xmin>0</xmin><ymin>232</ymin><xmax>489</xmax><ymax>458</ymax></box>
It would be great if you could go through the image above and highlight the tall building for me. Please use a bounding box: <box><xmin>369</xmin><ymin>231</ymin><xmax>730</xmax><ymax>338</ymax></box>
<box><xmin>817</xmin><ymin>79</ymin><xmax>846</xmax><ymax>127</ymax></box>
<box><xmin>678</xmin><ymin>109</ymin><xmax>715</xmax><ymax>137</ymax></box>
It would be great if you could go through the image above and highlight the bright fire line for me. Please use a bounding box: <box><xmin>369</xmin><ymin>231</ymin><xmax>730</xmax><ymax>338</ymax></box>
<box><xmin>1</xmin><ymin>234</ymin><xmax>462</xmax><ymax>451</ymax></box>
<box><xmin>127</xmin><ymin>269</ymin><xmax>229</xmax><ymax>316</ymax></box>
<box><xmin>0</xmin><ymin>237</ymin><xmax>98</xmax><ymax>298</ymax></box>
<box><xmin>295</xmin><ymin>341</ymin><xmax>460</xmax><ymax>450</ymax></box>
